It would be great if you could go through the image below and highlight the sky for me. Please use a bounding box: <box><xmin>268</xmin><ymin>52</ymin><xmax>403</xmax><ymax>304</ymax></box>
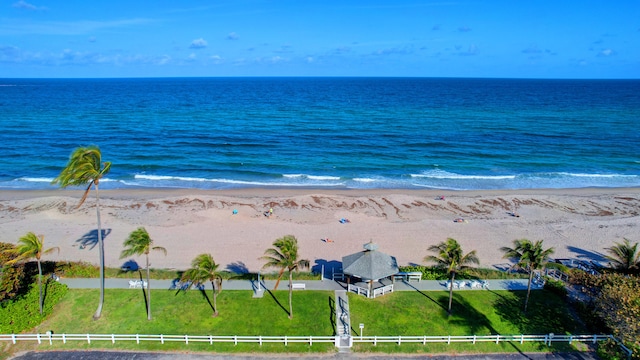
<box><xmin>1</xmin><ymin>0</ymin><xmax>639</xmax><ymax>79</ymax></box>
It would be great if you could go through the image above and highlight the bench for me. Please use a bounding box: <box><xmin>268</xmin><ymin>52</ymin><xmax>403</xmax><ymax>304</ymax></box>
<box><xmin>393</xmin><ymin>272</ymin><xmax>422</xmax><ymax>282</ymax></box>
<box><xmin>290</xmin><ymin>283</ymin><xmax>306</xmax><ymax>290</ymax></box>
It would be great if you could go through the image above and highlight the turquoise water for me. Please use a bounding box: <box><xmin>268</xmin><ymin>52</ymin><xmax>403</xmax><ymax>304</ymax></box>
<box><xmin>0</xmin><ymin>77</ymin><xmax>638</xmax><ymax>190</ymax></box>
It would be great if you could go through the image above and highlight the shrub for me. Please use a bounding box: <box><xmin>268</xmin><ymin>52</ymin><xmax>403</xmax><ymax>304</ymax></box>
<box><xmin>0</xmin><ymin>279</ymin><xmax>68</xmax><ymax>333</ymax></box>
<box><xmin>0</xmin><ymin>243</ymin><xmax>28</xmax><ymax>302</ymax></box>
<box><xmin>544</xmin><ymin>278</ymin><xmax>567</xmax><ymax>298</ymax></box>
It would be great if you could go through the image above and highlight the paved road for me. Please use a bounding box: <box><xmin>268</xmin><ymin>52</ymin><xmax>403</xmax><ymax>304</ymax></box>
<box><xmin>9</xmin><ymin>350</ymin><xmax>600</xmax><ymax>360</ymax></box>
<box><xmin>59</xmin><ymin>278</ymin><xmax>534</xmax><ymax>292</ymax></box>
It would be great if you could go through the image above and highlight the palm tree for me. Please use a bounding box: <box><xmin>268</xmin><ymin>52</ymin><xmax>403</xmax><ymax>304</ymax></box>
<box><xmin>604</xmin><ymin>238</ymin><xmax>640</xmax><ymax>273</ymax></box>
<box><xmin>424</xmin><ymin>238</ymin><xmax>479</xmax><ymax>314</ymax></box>
<box><xmin>3</xmin><ymin>232</ymin><xmax>59</xmax><ymax>315</ymax></box>
<box><xmin>261</xmin><ymin>235</ymin><xmax>310</xmax><ymax>319</ymax></box>
<box><xmin>120</xmin><ymin>227</ymin><xmax>167</xmax><ymax>320</ymax></box>
<box><xmin>501</xmin><ymin>239</ymin><xmax>555</xmax><ymax>313</ymax></box>
<box><xmin>181</xmin><ymin>253</ymin><xmax>224</xmax><ymax>317</ymax></box>
<box><xmin>52</xmin><ymin>145</ymin><xmax>111</xmax><ymax>320</ymax></box>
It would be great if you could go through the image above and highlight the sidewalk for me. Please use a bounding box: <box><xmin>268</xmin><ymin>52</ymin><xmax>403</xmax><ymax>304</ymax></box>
<box><xmin>60</xmin><ymin>278</ymin><xmax>533</xmax><ymax>292</ymax></box>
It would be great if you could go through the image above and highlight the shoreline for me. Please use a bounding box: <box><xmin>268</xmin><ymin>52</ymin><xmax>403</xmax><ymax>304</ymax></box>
<box><xmin>1</xmin><ymin>187</ymin><xmax>638</xmax><ymax>274</ymax></box>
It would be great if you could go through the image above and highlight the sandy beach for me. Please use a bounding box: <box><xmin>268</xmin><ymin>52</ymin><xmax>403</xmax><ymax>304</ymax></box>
<box><xmin>0</xmin><ymin>188</ymin><xmax>638</xmax><ymax>274</ymax></box>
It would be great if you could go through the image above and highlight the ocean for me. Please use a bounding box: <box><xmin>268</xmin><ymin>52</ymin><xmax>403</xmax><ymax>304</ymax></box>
<box><xmin>1</xmin><ymin>77</ymin><xmax>639</xmax><ymax>191</ymax></box>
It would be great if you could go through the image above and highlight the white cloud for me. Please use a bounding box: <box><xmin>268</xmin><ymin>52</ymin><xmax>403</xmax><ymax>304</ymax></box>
<box><xmin>12</xmin><ymin>0</ymin><xmax>47</xmax><ymax>11</ymax></box>
<box><xmin>227</xmin><ymin>32</ymin><xmax>239</xmax><ymax>40</ymax></box>
<box><xmin>598</xmin><ymin>48</ymin><xmax>614</xmax><ymax>57</ymax></box>
<box><xmin>189</xmin><ymin>38</ymin><xmax>207</xmax><ymax>49</ymax></box>
<box><xmin>0</xmin><ymin>18</ymin><xmax>153</xmax><ymax>36</ymax></box>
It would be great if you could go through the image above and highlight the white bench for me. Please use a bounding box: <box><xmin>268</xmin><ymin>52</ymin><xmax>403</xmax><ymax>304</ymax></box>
<box><xmin>290</xmin><ymin>283</ymin><xmax>306</xmax><ymax>290</ymax></box>
<box><xmin>393</xmin><ymin>272</ymin><xmax>422</xmax><ymax>282</ymax></box>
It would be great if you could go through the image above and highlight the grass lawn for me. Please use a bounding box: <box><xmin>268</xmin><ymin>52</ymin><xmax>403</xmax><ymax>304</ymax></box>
<box><xmin>5</xmin><ymin>287</ymin><xmax>594</xmax><ymax>356</ymax></box>
<box><xmin>348</xmin><ymin>289</ymin><xmax>591</xmax><ymax>354</ymax></box>
<box><xmin>21</xmin><ymin>288</ymin><xmax>337</xmax><ymax>354</ymax></box>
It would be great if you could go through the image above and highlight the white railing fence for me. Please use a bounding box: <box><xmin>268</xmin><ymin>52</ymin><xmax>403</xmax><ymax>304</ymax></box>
<box><xmin>352</xmin><ymin>334</ymin><xmax>609</xmax><ymax>346</ymax></box>
<box><xmin>0</xmin><ymin>333</ymin><xmax>336</xmax><ymax>346</ymax></box>
<box><xmin>2</xmin><ymin>332</ymin><xmax>633</xmax><ymax>357</ymax></box>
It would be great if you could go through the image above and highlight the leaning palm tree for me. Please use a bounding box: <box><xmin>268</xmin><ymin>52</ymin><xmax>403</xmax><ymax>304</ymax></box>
<box><xmin>120</xmin><ymin>227</ymin><xmax>167</xmax><ymax>320</ymax></box>
<box><xmin>604</xmin><ymin>238</ymin><xmax>640</xmax><ymax>273</ymax></box>
<box><xmin>3</xmin><ymin>232</ymin><xmax>59</xmax><ymax>315</ymax></box>
<box><xmin>424</xmin><ymin>238</ymin><xmax>479</xmax><ymax>314</ymax></box>
<box><xmin>501</xmin><ymin>239</ymin><xmax>555</xmax><ymax>313</ymax></box>
<box><xmin>181</xmin><ymin>253</ymin><xmax>224</xmax><ymax>317</ymax></box>
<box><xmin>52</xmin><ymin>145</ymin><xmax>111</xmax><ymax>320</ymax></box>
<box><xmin>261</xmin><ymin>235</ymin><xmax>310</xmax><ymax>319</ymax></box>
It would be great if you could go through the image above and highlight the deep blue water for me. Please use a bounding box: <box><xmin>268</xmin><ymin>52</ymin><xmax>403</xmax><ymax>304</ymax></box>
<box><xmin>1</xmin><ymin>77</ymin><xmax>639</xmax><ymax>190</ymax></box>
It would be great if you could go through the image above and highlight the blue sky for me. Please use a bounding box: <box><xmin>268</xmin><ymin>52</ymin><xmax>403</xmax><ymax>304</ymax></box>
<box><xmin>1</xmin><ymin>0</ymin><xmax>638</xmax><ymax>78</ymax></box>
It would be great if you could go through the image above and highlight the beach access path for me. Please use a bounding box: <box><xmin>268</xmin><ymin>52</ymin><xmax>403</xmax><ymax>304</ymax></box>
<box><xmin>59</xmin><ymin>278</ymin><xmax>533</xmax><ymax>291</ymax></box>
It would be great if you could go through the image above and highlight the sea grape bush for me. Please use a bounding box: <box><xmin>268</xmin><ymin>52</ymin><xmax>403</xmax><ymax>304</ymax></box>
<box><xmin>0</xmin><ymin>279</ymin><xmax>68</xmax><ymax>333</ymax></box>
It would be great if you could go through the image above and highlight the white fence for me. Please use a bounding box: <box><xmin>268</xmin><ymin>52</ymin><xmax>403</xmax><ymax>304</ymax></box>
<box><xmin>0</xmin><ymin>333</ymin><xmax>336</xmax><ymax>346</ymax></box>
<box><xmin>0</xmin><ymin>333</ymin><xmax>618</xmax><ymax>348</ymax></box>
<box><xmin>351</xmin><ymin>334</ymin><xmax>610</xmax><ymax>346</ymax></box>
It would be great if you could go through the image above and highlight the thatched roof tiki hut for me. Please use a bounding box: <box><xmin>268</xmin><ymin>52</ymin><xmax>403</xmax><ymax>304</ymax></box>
<box><xmin>341</xmin><ymin>242</ymin><xmax>399</xmax><ymax>298</ymax></box>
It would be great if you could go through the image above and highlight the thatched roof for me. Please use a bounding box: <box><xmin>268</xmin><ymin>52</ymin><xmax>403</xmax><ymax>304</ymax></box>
<box><xmin>342</xmin><ymin>242</ymin><xmax>399</xmax><ymax>281</ymax></box>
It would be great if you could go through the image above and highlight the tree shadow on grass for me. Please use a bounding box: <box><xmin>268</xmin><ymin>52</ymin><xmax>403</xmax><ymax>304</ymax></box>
<box><xmin>494</xmin><ymin>289</ymin><xmax>582</xmax><ymax>352</ymax></box>
<box><xmin>447</xmin><ymin>292</ymin><xmax>537</xmax><ymax>358</ymax></box>
<box><xmin>264</xmin><ymin>288</ymin><xmax>290</xmax><ymax>318</ymax></box>
<box><xmin>75</xmin><ymin>229</ymin><xmax>112</xmax><ymax>250</ymax></box>
<box><xmin>198</xmin><ymin>287</ymin><xmax>215</xmax><ymax>315</ymax></box>
<box><xmin>137</xmin><ymin>270</ymin><xmax>149</xmax><ymax>319</ymax></box>
<box><xmin>403</xmin><ymin>281</ymin><xmax>448</xmax><ymax>312</ymax></box>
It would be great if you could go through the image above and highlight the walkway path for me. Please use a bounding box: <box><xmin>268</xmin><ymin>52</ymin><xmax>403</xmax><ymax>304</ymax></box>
<box><xmin>60</xmin><ymin>278</ymin><xmax>535</xmax><ymax>292</ymax></box>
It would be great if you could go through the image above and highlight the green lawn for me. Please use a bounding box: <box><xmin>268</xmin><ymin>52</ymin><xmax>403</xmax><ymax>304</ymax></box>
<box><xmin>7</xmin><ymin>287</ymin><xmax>593</xmax><ymax>356</ymax></box>
<box><xmin>28</xmin><ymin>289</ymin><xmax>337</xmax><ymax>353</ymax></box>
<box><xmin>348</xmin><ymin>289</ymin><xmax>590</xmax><ymax>354</ymax></box>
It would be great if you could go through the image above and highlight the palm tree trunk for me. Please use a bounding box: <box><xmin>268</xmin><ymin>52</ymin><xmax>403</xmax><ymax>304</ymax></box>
<box><xmin>146</xmin><ymin>253</ymin><xmax>151</xmax><ymax>320</ymax></box>
<box><xmin>288</xmin><ymin>271</ymin><xmax>293</xmax><ymax>319</ymax></box>
<box><xmin>524</xmin><ymin>269</ymin><xmax>533</xmax><ymax>313</ymax></box>
<box><xmin>211</xmin><ymin>280</ymin><xmax>218</xmax><ymax>317</ymax></box>
<box><xmin>37</xmin><ymin>259</ymin><xmax>43</xmax><ymax>315</ymax></box>
<box><xmin>93</xmin><ymin>184</ymin><xmax>104</xmax><ymax>320</ymax></box>
<box><xmin>274</xmin><ymin>268</ymin><xmax>285</xmax><ymax>290</ymax></box>
<box><xmin>448</xmin><ymin>272</ymin><xmax>455</xmax><ymax>314</ymax></box>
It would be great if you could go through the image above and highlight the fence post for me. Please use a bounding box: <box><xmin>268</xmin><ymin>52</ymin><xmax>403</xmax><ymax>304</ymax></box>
<box><xmin>209</xmin><ymin>335</ymin><xmax>213</xmax><ymax>345</ymax></box>
<box><xmin>496</xmin><ymin>335</ymin><xmax>499</xmax><ymax>345</ymax></box>
<box><xmin>111</xmin><ymin>334</ymin><xmax>115</xmax><ymax>344</ymax></box>
<box><xmin>48</xmin><ymin>331</ymin><xmax>52</xmax><ymax>345</ymax></box>
<box><xmin>11</xmin><ymin>334</ymin><xmax>16</xmax><ymax>344</ymax></box>
<box><xmin>36</xmin><ymin>333</ymin><xmax>41</xmax><ymax>344</ymax></box>
<box><xmin>520</xmin><ymin>334</ymin><xmax>523</xmax><ymax>344</ymax></box>
<box><xmin>545</xmin><ymin>334</ymin><xmax>549</xmax><ymax>346</ymax></box>
<box><xmin>309</xmin><ymin>336</ymin><xmax>312</xmax><ymax>346</ymax></box>
<box><xmin>62</xmin><ymin>333</ymin><xmax>66</xmax><ymax>344</ymax></box>
<box><xmin>592</xmin><ymin>334</ymin><xmax>596</xmax><ymax>344</ymax></box>
<box><xmin>185</xmin><ymin>334</ymin><xmax>188</xmax><ymax>345</ymax></box>
<box><xmin>259</xmin><ymin>336</ymin><xmax>262</xmax><ymax>346</ymax></box>
<box><xmin>136</xmin><ymin>334</ymin><xmax>140</xmax><ymax>344</ymax></box>
<box><xmin>569</xmin><ymin>335</ymin><xmax>572</xmax><ymax>345</ymax></box>
<box><xmin>398</xmin><ymin>336</ymin><xmax>401</xmax><ymax>345</ymax></box>
<box><xmin>285</xmin><ymin>335</ymin><xmax>288</xmax><ymax>346</ymax></box>
<box><xmin>473</xmin><ymin>335</ymin><xmax>476</xmax><ymax>344</ymax></box>
<box><xmin>234</xmin><ymin>335</ymin><xmax>237</xmax><ymax>345</ymax></box>
<box><xmin>447</xmin><ymin>335</ymin><xmax>451</xmax><ymax>345</ymax></box>
<box><xmin>423</xmin><ymin>335</ymin><xmax>426</xmax><ymax>345</ymax></box>
<box><xmin>87</xmin><ymin>334</ymin><xmax>91</xmax><ymax>344</ymax></box>
<box><xmin>374</xmin><ymin>336</ymin><xmax>377</xmax><ymax>346</ymax></box>
<box><xmin>160</xmin><ymin>334</ymin><xmax>164</xmax><ymax>344</ymax></box>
